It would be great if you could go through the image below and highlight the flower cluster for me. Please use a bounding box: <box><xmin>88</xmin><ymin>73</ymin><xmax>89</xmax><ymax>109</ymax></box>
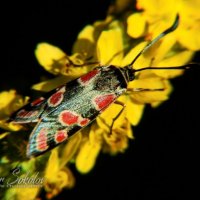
<box><xmin>0</xmin><ymin>0</ymin><xmax>199</xmax><ymax>199</ymax></box>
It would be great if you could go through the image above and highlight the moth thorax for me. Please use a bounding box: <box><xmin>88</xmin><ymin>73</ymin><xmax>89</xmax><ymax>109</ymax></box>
<box><xmin>120</xmin><ymin>66</ymin><xmax>135</xmax><ymax>82</ymax></box>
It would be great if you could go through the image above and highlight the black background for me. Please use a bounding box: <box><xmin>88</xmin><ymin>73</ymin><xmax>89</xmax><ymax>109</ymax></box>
<box><xmin>1</xmin><ymin>1</ymin><xmax>199</xmax><ymax>199</ymax></box>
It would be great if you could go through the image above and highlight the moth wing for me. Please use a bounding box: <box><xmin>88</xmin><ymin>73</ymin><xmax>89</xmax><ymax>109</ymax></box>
<box><xmin>11</xmin><ymin>68</ymin><xmax>102</xmax><ymax>124</ymax></box>
<box><xmin>25</xmin><ymin>67</ymin><xmax>122</xmax><ymax>157</ymax></box>
<box><xmin>10</xmin><ymin>97</ymin><xmax>46</xmax><ymax>123</ymax></box>
<box><xmin>26</xmin><ymin>91</ymin><xmax>97</xmax><ymax>157</ymax></box>
<box><xmin>10</xmin><ymin>84</ymin><xmax>66</xmax><ymax>123</ymax></box>
<box><xmin>26</xmin><ymin>115</ymin><xmax>90</xmax><ymax>157</ymax></box>
<box><xmin>26</xmin><ymin>119</ymin><xmax>64</xmax><ymax>157</ymax></box>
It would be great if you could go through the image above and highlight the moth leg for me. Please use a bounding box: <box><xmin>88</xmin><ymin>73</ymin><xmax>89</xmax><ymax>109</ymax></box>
<box><xmin>109</xmin><ymin>101</ymin><xmax>126</xmax><ymax>135</ymax></box>
<box><xmin>127</xmin><ymin>88</ymin><xmax>164</xmax><ymax>93</ymax></box>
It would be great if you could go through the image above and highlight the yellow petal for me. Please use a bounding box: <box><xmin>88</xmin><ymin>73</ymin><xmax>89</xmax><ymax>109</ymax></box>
<box><xmin>126</xmin><ymin>121</ymin><xmax>134</xmax><ymax>139</ymax></box>
<box><xmin>63</xmin><ymin>61</ymin><xmax>89</xmax><ymax>77</ymax></box>
<box><xmin>96</xmin><ymin>102</ymin><xmax>126</xmax><ymax>132</ymax></box>
<box><xmin>72</xmin><ymin>25</ymin><xmax>96</xmax><ymax>59</ymax></box>
<box><xmin>5</xmin><ymin>187</ymin><xmax>40</xmax><ymax>200</ymax></box>
<box><xmin>35</xmin><ymin>43</ymin><xmax>66</xmax><ymax>75</ymax></box>
<box><xmin>76</xmin><ymin>140</ymin><xmax>101</xmax><ymax>173</ymax></box>
<box><xmin>137</xmin><ymin>0</ymin><xmax>178</xmax><ymax>21</ymax></box>
<box><xmin>73</xmin><ymin>18</ymin><xmax>122</xmax><ymax>66</ymax></box>
<box><xmin>180</xmin><ymin>0</ymin><xmax>200</xmax><ymax>19</ymax></box>
<box><xmin>45</xmin><ymin>149</ymin><xmax>60</xmax><ymax>181</ymax></box>
<box><xmin>122</xmin><ymin>42</ymin><xmax>151</xmax><ymax>69</ymax></box>
<box><xmin>154</xmin><ymin>50</ymin><xmax>194</xmax><ymax>79</ymax></box>
<box><xmin>44</xmin><ymin>149</ymin><xmax>73</xmax><ymax>196</ymax></box>
<box><xmin>150</xmin><ymin>34</ymin><xmax>176</xmax><ymax>64</ymax></box>
<box><xmin>75</xmin><ymin>125</ymin><xmax>102</xmax><ymax>173</ymax></box>
<box><xmin>0</xmin><ymin>120</ymin><xmax>23</xmax><ymax>131</ymax></box>
<box><xmin>0</xmin><ymin>90</ymin><xmax>16</xmax><ymax>110</ymax></box>
<box><xmin>177</xmin><ymin>1</ymin><xmax>200</xmax><ymax>50</ymax></box>
<box><xmin>128</xmin><ymin>75</ymin><xmax>172</xmax><ymax>104</ymax></box>
<box><xmin>126</xmin><ymin>99</ymin><xmax>145</xmax><ymax>126</ymax></box>
<box><xmin>177</xmin><ymin>27</ymin><xmax>200</xmax><ymax>51</ymax></box>
<box><xmin>51</xmin><ymin>170</ymin><xmax>68</xmax><ymax>188</ymax></box>
<box><xmin>97</xmin><ymin>27</ymin><xmax>124</xmax><ymax>66</ymax></box>
<box><xmin>0</xmin><ymin>131</ymin><xmax>9</xmax><ymax>139</ymax></box>
<box><xmin>45</xmin><ymin>168</ymin><xmax>74</xmax><ymax>199</ymax></box>
<box><xmin>0</xmin><ymin>90</ymin><xmax>29</xmax><ymax>119</ymax></box>
<box><xmin>102</xmin><ymin>121</ymin><xmax>131</xmax><ymax>154</ymax></box>
<box><xmin>89</xmin><ymin>123</ymin><xmax>103</xmax><ymax>143</ymax></box>
<box><xmin>31</xmin><ymin>76</ymin><xmax>68</xmax><ymax>92</ymax></box>
<box><xmin>127</xmin><ymin>13</ymin><xmax>146</xmax><ymax>38</ymax></box>
<box><xmin>59</xmin><ymin>133</ymin><xmax>82</xmax><ymax>168</ymax></box>
<box><xmin>74</xmin><ymin>25</ymin><xmax>95</xmax><ymax>44</ymax></box>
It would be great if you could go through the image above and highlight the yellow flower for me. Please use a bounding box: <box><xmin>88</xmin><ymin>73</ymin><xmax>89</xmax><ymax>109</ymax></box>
<box><xmin>102</xmin><ymin>119</ymin><xmax>133</xmax><ymax>154</ymax></box>
<box><xmin>134</xmin><ymin>0</ymin><xmax>200</xmax><ymax>50</ymax></box>
<box><xmin>3</xmin><ymin>159</ymin><xmax>39</xmax><ymax>200</ymax></box>
<box><xmin>5</xmin><ymin>187</ymin><xmax>40</xmax><ymax>200</ymax></box>
<box><xmin>44</xmin><ymin>149</ymin><xmax>75</xmax><ymax>199</ymax></box>
<box><xmin>0</xmin><ymin>90</ymin><xmax>29</xmax><ymax>131</ymax></box>
<box><xmin>31</xmin><ymin>12</ymin><xmax>195</xmax><ymax>176</ymax></box>
<box><xmin>96</xmin><ymin>21</ymin><xmax>124</xmax><ymax>66</ymax></box>
<box><xmin>35</xmin><ymin>43</ymin><xmax>67</xmax><ymax>75</ymax></box>
<box><xmin>1</xmin><ymin>1</ymin><xmax>199</xmax><ymax>199</ymax></box>
<box><xmin>75</xmin><ymin>125</ymin><xmax>102</xmax><ymax>173</ymax></box>
<box><xmin>127</xmin><ymin>13</ymin><xmax>146</xmax><ymax>38</ymax></box>
<box><xmin>33</xmin><ymin>43</ymin><xmax>93</xmax><ymax>92</ymax></box>
<box><xmin>0</xmin><ymin>90</ymin><xmax>25</xmax><ymax>119</ymax></box>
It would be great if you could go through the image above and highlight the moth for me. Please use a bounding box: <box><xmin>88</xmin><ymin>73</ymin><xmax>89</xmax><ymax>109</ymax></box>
<box><xmin>10</xmin><ymin>15</ymin><xmax>195</xmax><ymax>158</ymax></box>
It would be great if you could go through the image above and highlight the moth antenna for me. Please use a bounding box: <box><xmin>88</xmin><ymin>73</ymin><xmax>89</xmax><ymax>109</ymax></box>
<box><xmin>128</xmin><ymin>14</ymin><xmax>179</xmax><ymax>68</ymax></box>
<box><xmin>134</xmin><ymin>63</ymin><xmax>200</xmax><ymax>72</ymax></box>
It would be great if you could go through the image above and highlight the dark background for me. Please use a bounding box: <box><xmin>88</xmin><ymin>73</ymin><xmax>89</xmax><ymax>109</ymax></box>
<box><xmin>1</xmin><ymin>1</ymin><xmax>199</xmax><ymax>199</ymax></box>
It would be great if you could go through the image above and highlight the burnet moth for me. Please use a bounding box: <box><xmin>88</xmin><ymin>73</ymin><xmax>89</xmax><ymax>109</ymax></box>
<box><xmin>10</xmin><ymin>15</ymin><xmax>198</xmax><ymax>158</ymax></box>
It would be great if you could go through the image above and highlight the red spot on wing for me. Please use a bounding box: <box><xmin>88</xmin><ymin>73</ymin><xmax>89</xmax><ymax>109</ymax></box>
<box><xmin>59</xmin><ymin>111</ymin><xmax>79</xmax><ymax>126</ymax></box>
<box><xmin>17</xmin><ymin>109</ymin><xmax>26</xmax><ymax>117</ymax></box>
<box><xmin>59</xmin><ymin>110</ymin><xmax>90</xmax><ymax>127</ymax></box>
<box><xmin>27</xmin><ymin>111</ymin><xmax>38</xmax><ymax>117</ymax></box>
<box><xmin>79</xmin><ymin>118</ymin><xmax>90</xmax><ymax>126</ymax></box>
<box><xmin>37</xmin><ymin>142</ymin><xmax>48</xmax><ymax>151</ymax></box>
<box><xmin>48</xmin><ymin>91</ymin><xmax>63</xmax><ymax>107</ymax></box>
<box><xmin>31</xmin><ymin>97</ymin><xmax>45</xmax><ymax>106</ymax></box>
<box><xmin>79</xmin><ymin>69</ymin><xmax>99</xmax><ymax>85</ymax></box>
<box><xmin>93</xmin><ymin>94</ymin><xmax>116</xmax><ymax>110</ymax></box>
<box><xmin>36</xmin><ymin>128</ymin><xmax>49</xmax><ymax>151</ymax></box>
<box><xmin>55</xmin><ymin>130</ymin><xmax>68</xmax><ymax>143</ymax></box>
<box><xmin>17</xmin><ymin>109</ymin><xmax>38</xmax><ymax>118</ymax></box>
